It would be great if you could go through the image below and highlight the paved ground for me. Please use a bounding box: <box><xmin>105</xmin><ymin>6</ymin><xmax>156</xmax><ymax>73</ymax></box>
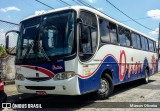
<box><xmin>2</xmin><ymin>73</ymin><xmax>160</xmax><ymax>111</ymax></box>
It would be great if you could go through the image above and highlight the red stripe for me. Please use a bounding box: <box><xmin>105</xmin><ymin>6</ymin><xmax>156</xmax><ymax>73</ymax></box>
<box><xmin>78</xmin><ymin>54</ymin><xmax>118</xmax><ymax>79</ymax></box>
<box><xmin>38</xmin><ymin>67</ymin><xmax>54</xmax><ymax>77</ymax></box>
<box><xmin>22</xmin><ymin>66</ymin><xmax>54</xmax><ymax>77</ymax></box>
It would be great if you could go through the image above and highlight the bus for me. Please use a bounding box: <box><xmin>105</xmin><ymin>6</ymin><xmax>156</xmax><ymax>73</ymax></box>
<box><xmin>5</xmin><ymin>6</ymin><xmax>158</xmax><ymax>99</ymax></box>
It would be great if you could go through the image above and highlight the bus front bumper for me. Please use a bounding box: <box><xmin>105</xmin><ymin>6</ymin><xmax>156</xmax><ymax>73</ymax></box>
<box><xmin>16</xmin><ymin>75</ymin><xmax>80</xmax><ymax>95</ymax></box>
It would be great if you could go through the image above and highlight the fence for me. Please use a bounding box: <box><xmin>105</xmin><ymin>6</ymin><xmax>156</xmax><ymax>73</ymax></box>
<box><xmin>0</xmin><ymin>20</ymin><xmax>18</xmax><ymax>80</ymax></box>
<box><xmin>0</xmin><ymin>20</ymin><xmax>18</xmax><ymax>46</ymax></box>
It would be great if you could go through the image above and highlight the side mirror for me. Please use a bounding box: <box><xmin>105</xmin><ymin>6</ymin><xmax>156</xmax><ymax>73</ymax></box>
<box><xmin>5</xmin><ymin>30</ymin><xmax>20</xmax><ymax>56</ymax></box>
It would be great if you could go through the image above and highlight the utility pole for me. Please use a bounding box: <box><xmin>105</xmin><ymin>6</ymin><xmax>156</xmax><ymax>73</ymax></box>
<box><xmin>158</xmin><ymin>23</ymin><xmax>160</xmax><ymax>59</ymax></box>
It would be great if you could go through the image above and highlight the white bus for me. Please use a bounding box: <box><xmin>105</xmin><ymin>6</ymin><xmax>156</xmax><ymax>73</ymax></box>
<box><xmin>6</xmin><ymin>6</ymin><xmax>158</xmax><ymax>99</ymax></box>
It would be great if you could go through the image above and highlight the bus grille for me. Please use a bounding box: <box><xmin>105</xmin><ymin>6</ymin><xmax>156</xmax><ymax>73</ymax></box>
<box><xmin>25</xmin><ymin>86</ymin><xmax>55</xmax><ymax>90</ymax></box>
<box><xmin>26</xmin><ymin>77</ymin><xmax>52</xmax><ymax>82</ymax></box>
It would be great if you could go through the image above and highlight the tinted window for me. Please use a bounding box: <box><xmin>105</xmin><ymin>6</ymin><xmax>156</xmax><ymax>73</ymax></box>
<box><xmin>17</xmin><ymin>11</ymin><xmax>76</xmax><ymax>63</ymax></box>
<box><xmin>137</xmin><ymin>35</ymin><xmax>141</xmax><ymax>49</ymax></box>
<box><xmin>144</xmin><ymin>38</ymin><xmax>149</xmax><ymax>51</ymax></box>
<box><xmin>141</xmin><ymin>36</ymin><xmax>145</xmax><ymax>50</ymax></box>
<box><xmin>148</xmin><ymin>39</ymin><xmax>154</xmax><ymax>52</ymax></box>
<box><xmin>99</xmin><ymin>19</ymin><xmax>118</xmax><ymax>44</ymax></box>
<box><xmin>80</xmin><ymin>12</ymin><xmax>97</xmax><ymax>27</ymax></box>
<box><xmin>99</xmin><ymin>19</ymin><xmax>110</xmax><ymax>43</ymax></box>
<box><xmin>118</xmin><ymin>26</ymin><xmax>131</xmax><ymax>46</ymax></box>
<box><xmin>132</xmin><ymin>33</ymin><xmax>138</xmax><ymax>48</ymax></box>
<box><xmin>131</xmin><ymin>33</ymin><xmax>141</xmax><ymax>49</ymax></box>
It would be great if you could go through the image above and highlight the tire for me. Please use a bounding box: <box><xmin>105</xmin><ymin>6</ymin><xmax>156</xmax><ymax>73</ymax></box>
<box><xmin>0</xmin><ymin>91</ymin><xmax>7</xmax><ymax>109</ymax></box>
<box><xmin>143</xmin><ymin>69</ymin><xmax>149</xmax><ymax>84</ymax></box>
<box><xmin>1</xmin><ymin>91</ymin><xmax>7</xmax><ymax>103</ymax></box>
<box><xmin>94</xmin><ymin>74</ymin><xmax>114</xmax><ymax>100</ymax></box>
<box><xmin>3</xmin><ymin>96</ymin><xmax>7</xmax><ymax>103</ymax></box>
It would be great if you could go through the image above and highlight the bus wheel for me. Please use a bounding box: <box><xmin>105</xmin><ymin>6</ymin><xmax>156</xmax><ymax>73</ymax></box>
<box><xmin>143</xmin><ymin>69</ymin><xmax>149</xmax><ymax>84</ymax></box>
<box><xmin>96</xmin><ymin>74</ymin><xmax>114</xmax><ymax>99</ymax></box>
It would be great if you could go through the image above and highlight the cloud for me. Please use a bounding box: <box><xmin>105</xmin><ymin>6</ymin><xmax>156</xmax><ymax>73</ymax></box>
<box><xmin>88</xmin><ymin>0</ymin><xmax>96</xmax><ymax>3</ymax></box>
<box><xmin>147</xmin><ymin>9</ymin><xmax>160</xmax><ymax>19</ymax></box>
<box><xmin>149</xmin><ymin>28</ymin><xmax>159</xmax><ymax>35</ymax></box>
<box><xmin>0</xmin><ymin>6</ymin><xmax>20</xmax><ymax>12</ymax></box>
<box><xmin>35</xmin><ymin>10</ymin><xmax>46</xmax><ymax>15</ymax></box>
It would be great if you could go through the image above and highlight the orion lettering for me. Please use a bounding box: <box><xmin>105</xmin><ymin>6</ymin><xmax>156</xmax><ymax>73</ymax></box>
<box><xmin>52</xmin><ymin>65</ymin><xmax>63</xmax><ymax>70</ymax></box>
<box><xmin>119</xmin><ymin>50</ymin><xmax>142</xmax><ymax>81</ymax></box>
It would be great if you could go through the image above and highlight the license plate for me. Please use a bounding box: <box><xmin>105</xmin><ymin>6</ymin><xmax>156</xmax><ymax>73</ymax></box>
<box><xmin>36</xmin><ymin>91</ymin><xmax>47</xmax><ymax>95</ymax></box>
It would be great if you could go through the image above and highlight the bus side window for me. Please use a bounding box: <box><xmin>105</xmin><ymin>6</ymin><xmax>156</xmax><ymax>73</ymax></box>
<box><xmin>148</xmin><ymin>39</ymin><xmax>154</xmax><ymax>52</ymax></box>
<box><xmin>144</xmin><ymin>38</ymin><xmax>149</xmax><ymax>51</ymax></box>
<box><xmin>137</xmin><ymin>35</ymin><xmax>141</xmax><ymax>49</ymax></box>
<box><xmin>99</xmin><ymin>19</ymin><xmax>110</xmax><ymax>43</ymax></box>
<box><xmin>118</xmin><ymin>26</ymin><xmax>131</xmax><ymax>46</ymax></box>
<box><xmin>141</xmin><ymin>36</ymin><xmax>146</xmax><ymax>50</ymax></box>
<box><xmin>118</xmin><ymin>27</ymin><xmax>126</xmax><ymax>46</ymax></box>
<box><xmin>132</xmin><ymin>33</ymin><xmax>141</xmax><ymax>49</ymax></box>
<box><xmin>132</xmin><ymin>33</ymin><xmax>137</xmax><ymax>48</ymax></box>
<box><xmin>125</xmin><ymin>30</ymin><xmax>131</xmax><ymax>47</ymax></box>
<box><xmin>99</xmin><ymin>18</ymin><xmax>118</xmax><ymax>44</ymax></box>
<box><xmin>109</xmin><ymin>22</ymin><xmax>118</xmax><ymax>44</ymax></box>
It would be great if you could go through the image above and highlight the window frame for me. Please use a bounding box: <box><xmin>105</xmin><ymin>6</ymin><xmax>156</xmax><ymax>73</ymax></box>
<box><xmin>78</xmin><ymin>10</ymin><xmax>98</xmax><ymax>62</ymax></box>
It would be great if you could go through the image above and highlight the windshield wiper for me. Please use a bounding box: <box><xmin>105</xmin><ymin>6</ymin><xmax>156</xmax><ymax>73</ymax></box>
<box><xmin>36</xmin><ymin>40</ymin><xmax>51</xmax><ymax>62</ymax></box>
<box><xmin>23</xmin><ymin>41</ymin><xmax>34</xmax><ymax>60</ymax></box>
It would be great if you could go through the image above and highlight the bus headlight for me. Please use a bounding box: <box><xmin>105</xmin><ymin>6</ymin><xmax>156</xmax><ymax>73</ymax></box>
<box><xmin>54</xmin><ymin>71</ymin><xmax>75</xmax><ymax>80</ymax></box>
<box><xmin>15</xmin><ymin>73</ymin><xmax>25</xmax><ymax>81</ymax></box>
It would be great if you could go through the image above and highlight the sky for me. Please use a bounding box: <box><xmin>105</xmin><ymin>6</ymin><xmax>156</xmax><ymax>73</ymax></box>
<box><xmin>0</xmin><ymin>0</ymin><xmax>160</xmax><ymax>45</ymax></box>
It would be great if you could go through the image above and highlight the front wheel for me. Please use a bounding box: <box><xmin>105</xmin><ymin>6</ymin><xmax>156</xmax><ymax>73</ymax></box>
<box><xmin>95</xmin><ymin>74</ymin><xmax>114</xmax><ymax>99</ymax></box>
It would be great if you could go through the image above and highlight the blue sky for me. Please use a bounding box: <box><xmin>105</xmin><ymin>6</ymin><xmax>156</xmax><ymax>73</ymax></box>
<box><xmin>0</xmin><ymin>0</ymin><xmax>160</xmax><ymax>44</ymax></box>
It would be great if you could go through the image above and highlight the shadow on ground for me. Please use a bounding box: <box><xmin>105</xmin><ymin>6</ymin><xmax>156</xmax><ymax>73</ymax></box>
<box><xmin>7</xmin><ymin>79</ymin><xmax>155</xmax><ymax>108</ymax></box>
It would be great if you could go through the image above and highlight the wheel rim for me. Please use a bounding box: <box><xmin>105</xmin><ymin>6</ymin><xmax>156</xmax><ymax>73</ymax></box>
<box><xmin>99</xmin><ymin>79</ymin><xmax>109</xmax><ymax>94</ymax></box>
<box><xmin>145</xmin><ymin>70</ymin><xmax>149</xmax><ymax>82</ymax></box>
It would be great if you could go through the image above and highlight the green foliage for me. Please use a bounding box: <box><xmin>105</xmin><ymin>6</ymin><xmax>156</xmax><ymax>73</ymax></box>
<box><xmin>0</xmin><ymin>44</ymin><xmax>7</xmax><ymax>57</ymax></box>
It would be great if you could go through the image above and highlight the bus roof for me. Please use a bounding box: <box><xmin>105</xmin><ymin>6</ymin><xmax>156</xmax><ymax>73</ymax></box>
<box><xmin>22</xmin><ymin>6</ymin><xmax>156</xmax><ymax>41</ymax></box>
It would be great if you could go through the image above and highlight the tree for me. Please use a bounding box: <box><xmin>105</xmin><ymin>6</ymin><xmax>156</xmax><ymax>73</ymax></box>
<box><xmin>0</xmin><ymin>44</ymin><xmax>7</xmax><ymax>57</ymax></box>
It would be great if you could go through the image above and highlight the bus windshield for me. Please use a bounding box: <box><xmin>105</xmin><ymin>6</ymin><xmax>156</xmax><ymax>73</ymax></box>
<box><xmin>16</xmin><ymin>10</ymin><xmax>75</xmax><ymax>63</ymax></box>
